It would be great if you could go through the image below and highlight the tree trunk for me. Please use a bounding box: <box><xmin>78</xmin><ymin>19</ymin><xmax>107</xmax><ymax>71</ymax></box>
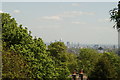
<box><xmin>118</xmin><ymin>30</ymin><xmax>120</xmax><ymax>55</ymax></box>
<box><xmin>117</xmin><ymin>1</ymin><xmax>120</xmax><ymax>55</ymax></box>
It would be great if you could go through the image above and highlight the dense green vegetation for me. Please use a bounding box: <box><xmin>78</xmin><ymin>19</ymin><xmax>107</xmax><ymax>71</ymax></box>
<box><xmin>1</xmin><ymin>2</ymin><xmax>120</xmax><ymax>79</ymax></box>
<box><xmin>1</xmin><ymin>13</ymin><xmax>73</xmax><ymax>79</ymax></box>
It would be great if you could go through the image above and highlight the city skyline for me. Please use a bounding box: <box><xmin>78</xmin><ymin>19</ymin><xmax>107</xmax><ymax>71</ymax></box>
<box><xmin>2</xmin><ymin>2</ymin><xmax>118</xmax><ymax>45</ymax></box>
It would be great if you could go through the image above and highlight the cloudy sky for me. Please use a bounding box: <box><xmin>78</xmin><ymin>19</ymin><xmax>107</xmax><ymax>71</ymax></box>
<box><xmin>2</xmin><ymin>2</ymin><xmax>118</xmax><ymax>45</ymax></box>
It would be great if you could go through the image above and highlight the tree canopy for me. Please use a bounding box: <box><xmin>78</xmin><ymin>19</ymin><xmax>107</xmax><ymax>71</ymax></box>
<box><xmin>110</xmin><ymin>1</ymin><xmax>120</xmax><ymax>30</ymax></box>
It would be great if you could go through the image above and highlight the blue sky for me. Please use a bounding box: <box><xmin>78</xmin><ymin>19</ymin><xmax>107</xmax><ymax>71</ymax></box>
<box><xmin>2</xmin><ymin>2</ymin><xmax>118</xmax><ymax>44</ymax></box>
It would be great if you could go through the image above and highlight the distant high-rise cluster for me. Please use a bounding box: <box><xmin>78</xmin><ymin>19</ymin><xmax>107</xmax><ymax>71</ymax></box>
<box><xmin>45</xmin><ymin>40</ymin><xmax>118</xmax><ymax>54</ymax></box>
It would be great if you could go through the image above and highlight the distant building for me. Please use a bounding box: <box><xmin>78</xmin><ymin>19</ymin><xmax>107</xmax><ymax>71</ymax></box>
<box><xmin>93</xmin><ymin>44</ymin><xmax>99</xmax><ymax>49</ymax></box>
<box><xmin>59</xmin><ymin>38</ymin><xmax>62</xmax><ymax>42</ymax></box>
<box><xmin>67</xmin><ymin>42</ymin><xmax>70</xmax><ymax>48</ymax></box>
<box><xmin>98</xmin><ymin>47</ymin><xmax>104</xmax><ymax>53</ymax></box>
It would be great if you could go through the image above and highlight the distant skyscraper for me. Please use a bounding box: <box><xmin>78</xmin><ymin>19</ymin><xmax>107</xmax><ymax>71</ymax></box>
<box><xmin>67</xmin><ymin>41</ymin><xmax>70</xmax><ymax>48</ymax></box>
<box><xmin>59</xmin><ymin>38</ymin><xmax>62</xmax><ymax>42</ymax></box>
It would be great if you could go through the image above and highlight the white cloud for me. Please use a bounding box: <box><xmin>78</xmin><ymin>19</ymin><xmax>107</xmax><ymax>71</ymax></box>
<box><xmin>13</xmin><ymin>10</ymin><xmax>20</xmax><ymax>13</ymax></box>
<box><xmin>72</xmin><ymin>3</ymin><xmax>80</xmax><ymax>7</ymax></box>
<box><xmin>42</xmin><ymin>16</ymin><xmax>61</xmax><ymax>20</ymax></box>
<box><xmin>40</xmin><ymin>11</ymin><xmax>95</xmax><ymax>21</ymax></box>
<box><xmin>72</xmin><ymin>21</ymin><xmax>86</xmax><ymax>24</ymax></box>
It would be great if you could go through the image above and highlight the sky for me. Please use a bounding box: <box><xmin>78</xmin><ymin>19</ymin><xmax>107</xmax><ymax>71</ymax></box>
<box><xmin>1</xmin><ymin>0</ymin><xmax>119</xmax><ymax>2</ymax></box>
<box><xmin>1</xmin><ymin>2</ymin><xmax>119</xmax><ymax>45</ymax></box>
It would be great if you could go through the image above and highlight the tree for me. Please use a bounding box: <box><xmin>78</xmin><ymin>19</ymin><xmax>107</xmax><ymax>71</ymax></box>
<box><xmin>2</xmin><ymin>51</ymin><xmax>32</xmax><ymax>78</ymax></box>
<box><xmin>78</xmin><ymin>48</ymin><xmax>99</xmax><ymax>76</ymax></box>
<box><xmin>48</xmin><ymin>42</ymin><xmax>67</xmax><ymax>61</ymax></box>
<box><xmin>110</xmin><ymin>1</ymin><xmax>120</xmax><ymax>55</ymax></box>
<box><xmin>89</xmin><ymin>52</ymin><xmax>117</xmax><ymax>79</ymax></box>
<box><xmin>47</xmin><ymin>42</ymin><xmax>70</xmax><ymax>79</ymax></box>
<box><xmin>103</xmin><ymin>52</ymin><xmax>120</xmax><ymax>80</ymax></box>
<box><xmin>1</xmin><ymin>13</ymin><xmax>56</xmax><ymax>79</ymax></box>
<box><xmin>66</xmin><ymin>53</ymin><xmax>78</xmax><ymax>73</ymax></box>
<box><xmin>109</xmin><ymin>1</ymin><xmax>120</xmax><ymax>30</ymax></box>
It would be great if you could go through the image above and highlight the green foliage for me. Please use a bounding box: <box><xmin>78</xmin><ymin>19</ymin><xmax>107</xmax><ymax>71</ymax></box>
<box><xmin>66</xmin><ymin>53</ymin><xmax>78</xmax><ymax>73</ymax></box>
<box><xmin>78</xmin><ymin>48</ymin><xmax>99</xmax><ymax>76</ymax></box>
<box><xmin>89</xmin><ymin>52</ymin><xmax>117</xmax><ymax>79</ymax></box>
<box><xmin>48</xmin><ymin>42</ymin><xmax>67</xmax><ymax>60</ymax></box>
<box><xmin>1</xmin><ymin>13</ymin><xmax>72</xmax><ymax>79</ymax></box>
<box><xmin>2</xmin><ymin>13</ymin><xmax>32</xmax><ymax>49</ymax></box>
<box><xmin>2</xmin><ymin>12</ymin><xmax>120</xmax><ymax>79</ymax></box>
<box><xmin>47</xmin><ymin>42</ymin><xmax>70</xmax><ymax>79</ymax></box>
<box><xmin>78</xmin><ymin>48</ymin><xmax>120</xmax><ymax>79</ymax></box>
<box><xmin>2</xmin><ymin>13</ymin><xmax>56</xmax><ymax>79</ymax></box>
<box><xmin>2</xmin><ymin>51</ymin><xmax>31</xmax><ymax>78</ymax></box>
<box><xmin>109</xmin><ymin>1</ymin><xmax>120</xmax><ymax>30</ymax></box>
<box><xmin>103</xmin><ymin>52</ymin><xmax>120</xmax><ymax>79</ymax></box>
